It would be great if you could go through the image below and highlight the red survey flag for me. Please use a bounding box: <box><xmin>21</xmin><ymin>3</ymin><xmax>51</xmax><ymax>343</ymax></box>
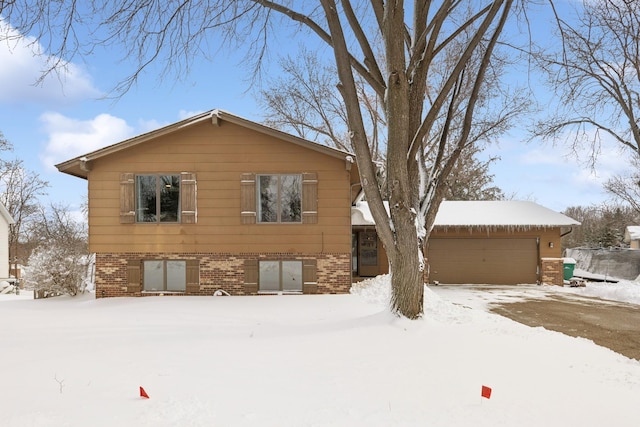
<box><xmin>481</xmin><ymin>385</ymin><xmax>492</xmax><ymax>399</ymax></box>
<box><xmin>140</xmin><ymin>386</ymin><xmax>150</xmax><ymax>399</ymax></box>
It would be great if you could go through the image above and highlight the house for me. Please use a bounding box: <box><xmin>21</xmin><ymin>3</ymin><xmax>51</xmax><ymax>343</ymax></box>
<box><xmin>352</xmin><ymin>200</ymin><xmax>580</xmax><ymax>285</ymax></box>
<box><xmin>0</xmin><ymin>202</ymin><xmax>15</xmax><ymax>281</ymax></box>
<box><xmin>56</xmin><ymin>110</ymin><xmax>358</xmax><ymax>297</ymax></box>
<box><xmin>624</xmin><ymin>226</ymin><xmax>640</xmax><ymax>249</ymax></box>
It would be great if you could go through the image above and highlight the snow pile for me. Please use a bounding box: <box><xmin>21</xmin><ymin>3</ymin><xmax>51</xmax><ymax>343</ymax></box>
<box><xmin>1</xmin><ymin>278</ymin><xmax>640</xmax><ymax>426</ymax></box>
<box><xmin>569</xmin><ymin>279</ymin><xmax>640</xmax><ymax>305</ymax></box>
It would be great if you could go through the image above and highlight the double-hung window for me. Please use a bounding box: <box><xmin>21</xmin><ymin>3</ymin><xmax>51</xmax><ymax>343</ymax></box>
<box><xmin>240</xmin><ymin>172</ymin><xmax>316</xmax><ymax>225</ymax></box>
<box><xmin>120</xmin><ymin>172</ymin><xmax>196</xmax><ymax>224</ymax></box>
<box><xmin>258</xmin><ymin>174</ymin><xmax>302</xmax><ymax>223</ymax></box>
<box><xmin>136</xmin><ymin>174</ymin><xmax>180</xmax><ymax>223</ymax></box>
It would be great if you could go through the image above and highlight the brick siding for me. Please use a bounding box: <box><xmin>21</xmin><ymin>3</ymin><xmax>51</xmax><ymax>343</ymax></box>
<box><xmin>540</xmin><ymin>258</ymin><xmax>563</xmax><ymax>286</ymax></box>
<box><xmin>95</xmin><ymin>252</ymin><xmax>351</xmax><ymax>298</ymax></box>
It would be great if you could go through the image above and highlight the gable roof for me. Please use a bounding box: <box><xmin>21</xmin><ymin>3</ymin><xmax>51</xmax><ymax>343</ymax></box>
<box><xmin>352</xmin><ymin>200</ymin><xmax>580</xmax><ymax>228</ymax></box>
<box><xmin>56</xmin><ymin>109</ymin><xmax>354</xmax><ymax>179</ymax></box>
<box><xmin>624</xmin><ymin>226</ymin><xmax>640</xmax><ymax>242</ymax></box>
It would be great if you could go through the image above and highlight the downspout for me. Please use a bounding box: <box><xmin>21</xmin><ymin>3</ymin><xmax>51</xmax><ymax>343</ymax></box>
<box><xmin>560</xmin><ymin>227</ymin><xmax>574</xmax><ymax>238</ymax></box>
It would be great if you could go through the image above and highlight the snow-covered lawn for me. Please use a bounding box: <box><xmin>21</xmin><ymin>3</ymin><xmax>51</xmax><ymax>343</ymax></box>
<box><xmin>1</xmin><ymin>277</ymin><xmax>640</xmax><ymax>427</ymax></box>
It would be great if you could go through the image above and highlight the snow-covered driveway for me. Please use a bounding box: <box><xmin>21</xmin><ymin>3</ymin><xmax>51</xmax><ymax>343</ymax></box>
<box><xmin>431</xmin><ymin>284</ymin><xmax>640</xmax><ymax>360</ymax></box>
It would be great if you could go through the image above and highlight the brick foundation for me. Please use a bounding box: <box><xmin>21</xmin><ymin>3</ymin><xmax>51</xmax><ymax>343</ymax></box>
<box><xmin>95</xmin><ymin>252</ymin><xmax>351</xmax><ymax>298</ymax></box>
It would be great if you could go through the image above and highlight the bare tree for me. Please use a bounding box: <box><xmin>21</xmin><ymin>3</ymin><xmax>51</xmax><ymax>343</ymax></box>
<box><xmin>536</xmin><ymin>0</ymin><xmax>640</xmax><ymax>164</ymax></box>
<box><xmin>0</xmin><ymin>159</ymin><xmax>49</xmax><ymax>265</ymax></box>
<box><xmin>563</xmin><ymin>204</ymin><xmax>638</xmax><ymax>249</ymax></box>
<box><xmin>0</xmin><ymin>132</ymin><xmax>14</xmax><ymax>154</ymax></box>
<box><xmin>444</xmin><ymin>146</ymin><xmax>504</xmax><ymax>201</ymax></box>
<box><xmin>259</xmin><ymin>48</ymin><xmax>386</xmax><ymax>160</ymax></box>
<box><xmin>604</xmin><ymin>157</ymin><xmax>640</xmax><ymax>216</ymax></box>
<box><xmin>260</xmin><ymin>47</ymin><xmax>518</xmax><ymax>201</ymax></box>
<box><xmin>24</xmin><ymin>203</ymin><xmax>89</xmax><ymax>296</ymax></box>
<box><xmin>2</xmin><ymin>1</ymin><xmax>517</xmax><ymax>318</ymax></box>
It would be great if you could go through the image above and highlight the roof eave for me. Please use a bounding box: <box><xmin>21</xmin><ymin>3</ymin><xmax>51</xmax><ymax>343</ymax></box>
<box><xmin>55</xmin><ymin>109</ymin><xmax>354</xmax><ymax>180</ymax></box>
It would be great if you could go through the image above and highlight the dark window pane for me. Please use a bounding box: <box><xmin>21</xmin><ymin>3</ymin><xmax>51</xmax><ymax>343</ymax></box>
<box><xmin>280</xmin><ymin>175</ymin><xmax>301</xmax><ymax>222</ymax></box>
<box><xmin>136</xmin><ymin>175</ymin><xmax>157</xmax><ymax>222</ymax></box>
<box><xmin>160</xmin><ymin>175</ymin><xmax>180</xmax><ymax>222</ymax></box>
<box><xmin>258</xmin><ymin>175</ymin><xmax>278</xmax><ymax>223</ymax></box>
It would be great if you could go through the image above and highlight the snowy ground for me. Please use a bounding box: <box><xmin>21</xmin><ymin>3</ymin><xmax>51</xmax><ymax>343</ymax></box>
<box><xmin>1</xmin><ymin>277</ymin><xmax>640</xmax><ymax>427</ymax></box>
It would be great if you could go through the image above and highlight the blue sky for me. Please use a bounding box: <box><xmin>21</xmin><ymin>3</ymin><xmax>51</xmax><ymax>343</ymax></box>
<box><xmin>0</xmin><ymin>4</ymin><xmax>628</xmax><ymax>215</ymax></box>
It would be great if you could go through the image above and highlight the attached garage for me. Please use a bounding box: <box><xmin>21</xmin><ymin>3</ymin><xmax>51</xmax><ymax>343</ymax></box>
<box><xmin>426</xmin><ymin>201</ymin><xmax>580</xmax><ymax>285</ymax></box>
<box><xmin>352</xmin><ymin>200</ymin><xmax>580</xmax><ymax>285</ymax></box>
<box><xmin>428</xmin><ymin>238</ymin><xmax>538</xmax><ymax>285</ymax></box>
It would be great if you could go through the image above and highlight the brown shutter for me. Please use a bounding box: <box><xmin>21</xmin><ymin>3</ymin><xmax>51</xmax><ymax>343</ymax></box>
<box><xmin>302</xmin><ymin>259</ymin><xmax>318</xmax><ymax>294</ymax></box>
<box><xmin>243</xmin><ymin>259</ymin><xmax>258</xmax><ymax>294</ymax></box>
<box><xmin>120</xmin><ymin>173</ymin><xmax>135</xmax><ymax>224</ymax></box>
<box><xmin>302</xmin><ymin>172</ymin><xmax>318</xmax><ymax>224</ymax></box>
<box><xmin>127</xmin><ymin>259</ymin><xmax>141</xmax><ymax>292</ymax></box>
<box><xmin>181</xmin><ymin>172</ymin><xmax>197</xmax><ymax>224</ymax></box>
<box><xmin>186</xmin><ymin>259</ymin><xmax>200</xmax><ymax>293</ymax></box>
<box><xmin>241</xmin><ymin>173</ymin><xmax>256</xmax><ymax>224</ymax></box>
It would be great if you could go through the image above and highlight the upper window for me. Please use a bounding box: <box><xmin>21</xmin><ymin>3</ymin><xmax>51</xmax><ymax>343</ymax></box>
<box><xmin>136</xmin><ymin>174</ymin><xmax>180</xmax><ymax>223</ymax></box>
<box><xmin>258</xmin><ymin>174</ymin><xmax>302</xmax><ymax>223</ymax></box>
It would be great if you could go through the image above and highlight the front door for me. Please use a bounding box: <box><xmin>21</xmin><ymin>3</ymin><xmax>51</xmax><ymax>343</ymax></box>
<box><xmin>358</xmin><ymin>231</ymin><xmax>378</xmax><ymax>277</ymax></box>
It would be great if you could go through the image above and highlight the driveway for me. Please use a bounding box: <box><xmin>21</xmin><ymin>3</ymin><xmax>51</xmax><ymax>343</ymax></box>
<box><xmin>489</xmin><ymin>293</ymin><xmax>640</xmax><ymax>360</ymax></box>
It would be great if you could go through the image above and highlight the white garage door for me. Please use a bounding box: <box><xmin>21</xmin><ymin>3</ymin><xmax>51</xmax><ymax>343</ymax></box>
<box><xmin>427</xmin><ymin>238</ymin><xmax>538</xmax><ymax>285</ymax></box>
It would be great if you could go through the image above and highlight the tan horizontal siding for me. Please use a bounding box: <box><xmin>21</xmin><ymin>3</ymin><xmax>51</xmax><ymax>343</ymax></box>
<box><xmin>87</xmin><ymin>120</ymin><xmax>352</xmax><ymax>255</ymax></box>
<box><xmin>90</xmin><ymin>242</ymin><xmax>347</xmax><ymax>254</ymax></box>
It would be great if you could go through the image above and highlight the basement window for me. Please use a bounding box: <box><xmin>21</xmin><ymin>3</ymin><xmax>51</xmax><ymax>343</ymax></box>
<box><xmin>259</xmin><ymin>261</ymin><xmax>303</xmax><ymax>293</ymax></box>
<box><xmin>143</xmin><ymin>260</ymin><xmax>186</xmax><ymax>292</ymax></box>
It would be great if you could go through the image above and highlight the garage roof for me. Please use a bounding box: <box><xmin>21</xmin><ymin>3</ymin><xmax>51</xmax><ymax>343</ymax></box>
<box><xmin>352</xmin><ymin>200</ymin><xmax>580</xmax><ymax>228</ymax></box>
<box><xmin>434</xmin><ymin>201</ymin><xmax>580</xmax><ymax>227</ymax></box>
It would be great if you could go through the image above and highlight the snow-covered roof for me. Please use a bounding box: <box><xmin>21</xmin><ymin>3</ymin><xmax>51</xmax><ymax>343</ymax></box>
<box><xmin>624</xmin><ymin>226</ymin><xmax>640</xmax><ymax>242</ymax></box>
<box><xmin>352</xmin><ymin>200</ymin><xmax>580</xmax><ymax>228</ymax></box>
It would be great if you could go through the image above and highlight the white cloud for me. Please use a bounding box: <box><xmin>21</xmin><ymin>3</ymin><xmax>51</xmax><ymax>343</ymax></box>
<box><xmin>136</xmin><ymin>118</ymin><xmax>165</xmax><ymax>134</ymax></box>
<box><xmin>0</xmin><ymin>20</ymin><xmax>101</xmax><ymax>104</ymax></box>
<box><xmin>519</xmin><ymin>147</ymin><xmax>570</xmax><ymax>166</ymax></box>
<box><xmin>40</xmin><ymin>112</ymin><xmax>134</xmax><ymax>169</ymax></box>
<box><xmin>178</xmin><ymin>109</ymin><xmax>205</xmax><ymax>120</ymax></box>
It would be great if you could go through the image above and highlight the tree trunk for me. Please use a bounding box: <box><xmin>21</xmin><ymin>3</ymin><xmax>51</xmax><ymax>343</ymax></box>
<box><xmin>389</xmin><ymin>215</ymin><xmax>424</xmax><ymax>319</ymax></box>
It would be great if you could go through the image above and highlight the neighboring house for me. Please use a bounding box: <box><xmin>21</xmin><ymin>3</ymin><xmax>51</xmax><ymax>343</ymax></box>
<box><xmin>0</xmin><ymin>202</ymin><xmax>15</xmax><ymax>281</ymax></box>
<box><xmin>352</xmin><ymin>200</ymin><xmax>580</xmax><ymax>285</ymax></box>
<box><xmin>624</xmin><ymin>226</ymin><xmax>640</xmax><ymax>249</ymax></box>
<box><xmin>57</xmin><ymin>110</ymin><xmax>358</xmax><ymax>297</ymax></box>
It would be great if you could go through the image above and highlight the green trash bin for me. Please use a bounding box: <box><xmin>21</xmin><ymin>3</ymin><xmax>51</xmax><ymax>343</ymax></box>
<box><xmin>563</xmin><ymin>257</ymin><xmax>576</xmax><ymax>280</ymax></box>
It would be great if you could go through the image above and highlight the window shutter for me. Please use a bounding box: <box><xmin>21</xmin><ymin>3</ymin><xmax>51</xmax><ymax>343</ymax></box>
<box><xmin>127</xmin><ymin>259</ymin><xmax>141</xmax><ymax>292</ymax></box>
<box><xmin>302</xmin><ymin>172</ymin><xmax>318</xmax><ymax>224</ymax></box>
<box><xmin>243</xmin><ymin>259</ymin><xmax>258</xmax><ymax>294</ymax></box>
<box><xmin>181</xmin><ymin>172</ymin><xmax>197</xmax><ymax>224</ymax></box>
<box><xmin>186</xmin><ymin>259</ymin><xmax>200</xmax><ymax>293</ymax></box>
<box><xmin>302</xmin><ymin>259</ymin><xmax>318</xmax><ymax>294</ymax></box>
<box><xmin>120</xmin><ymin>173</ymin><xmax>135</xmax><ymax>224</ymax></box>
<box><xmin>241</xmin><ymin>173</ymin><xmax>256</xmax><ymax>224</ymax></box>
